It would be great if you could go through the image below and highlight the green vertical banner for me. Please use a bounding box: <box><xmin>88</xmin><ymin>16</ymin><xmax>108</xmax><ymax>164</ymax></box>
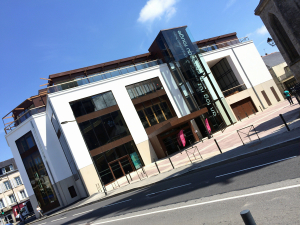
<box><xmin>130</xmin><ymin>152</ymin><xmax>142</xmax><ymax>169</ymax></box>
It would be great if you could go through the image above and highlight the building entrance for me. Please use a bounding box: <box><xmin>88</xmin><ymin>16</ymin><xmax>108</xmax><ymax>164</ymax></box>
<box><xmin>108</xmin><ymin>155</ymin><xmax>135</xmax><ymax>181</ymax></box>
<box><xmin>160</xmin><ymin>123</ymin><xmax>196</xmax><ymax>155</ymax></box>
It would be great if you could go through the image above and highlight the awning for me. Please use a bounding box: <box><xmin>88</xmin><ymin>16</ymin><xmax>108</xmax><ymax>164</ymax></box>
<box><xmin>148</xmin><ymin>107</ymin><xmax>208</xmax><ymax>138</ymax></box>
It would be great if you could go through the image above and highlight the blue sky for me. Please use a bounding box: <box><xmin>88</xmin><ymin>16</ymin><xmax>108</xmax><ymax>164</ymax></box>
<box><xmin>0</xmin><ymin>0</ymin><xmax>278</xmax><ymax>162</ymax></box>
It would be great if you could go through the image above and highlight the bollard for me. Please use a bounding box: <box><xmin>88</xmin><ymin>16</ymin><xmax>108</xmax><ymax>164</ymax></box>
<box><xmin>154</xmin><ymin>159</ymin><xmax>160</xmax><ymax>173</ymax></box>
<box><xmin>238</xmin><ymin>116</ymin><xmax>241</xmax><ymax>121</ymax></box>
<box><xmin>251</xmin><ymin>109</ymin><xmax>256</xmax><ymax>115</ymax></box>
<box><xmin>259</xmin><ymin>106</ymin><xmax>263</xmax><ymax>112</ymax></box>
<box><xmin>166</xmin><ymin>151</ymin><xmax>175</xmax><ymax>169</ymax></box>
<box><xmin>214</xmin><ymin>139</ymin><xmax>222</xmax><ymax>154</ymax></box>
<box><xmin>240</xmin><ymin>209</ymin><xmax>256</xmax><ymax>225</ymax></box>
<box><xmin>279</xmin><ymin>114</ymin><xmax>290</xmax><ymax>131</ymax></box>
<box><xmin>116</xmin><ymin>180</ymin><xmax>120</xmax><ymax>187</ymax></box>
<box><xmin>245</xmin><ymin>112</ymin><xmax>249</xmax><ymax>118</ymax></box>
<box><xmin>136</xmin><ymin>170</ymin><xmax>141</xmax><ymax>181</ymax></box>
<box><xmin>142</xmin><ymin>167</ymin><xmax>148</xmax><ymax>178</ymax></box>
<box><xmin>128</xmin><ymin>171</ymin><xmax>133</xmax><ymax>181</ymax></box>
<box><xmin>125</xmin><ymin>174</ymin><xmax>130</xmax><ymax>184</ymax></box>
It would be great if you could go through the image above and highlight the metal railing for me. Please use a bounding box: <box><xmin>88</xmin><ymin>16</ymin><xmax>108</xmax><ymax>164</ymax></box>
<box><xmin>47</xmin><ymin>59</ymin><xmax>164</xmax><ymax>94</ymax></box>
<box><xmin>199</xmin><ymin>37</ymin><xmax>250</xmax><ymax>53</ymax></box>
<box><xmin>223</xmin><ymin>83</ymin><xmax>247</xmax><ymax>97</ymax></box>
<box><xmin>3</xmin><ymin>106</ymin><xmax>46</xmax><ymax>134</ymax></box>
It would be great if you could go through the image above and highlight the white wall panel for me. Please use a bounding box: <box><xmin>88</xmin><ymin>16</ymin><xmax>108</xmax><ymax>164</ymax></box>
<box><xmin>5</xmin><ymin>121</ymin><xmax>36</xmax><ymax>196</ymax></box>
<box><xmin>48</xmin><ymin>64</ymin><xmax>184</xmax><ymax>169</ymax></box>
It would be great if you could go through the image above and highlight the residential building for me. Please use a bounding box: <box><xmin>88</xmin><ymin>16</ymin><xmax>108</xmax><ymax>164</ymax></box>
<box><xmin>255</xmin><ymin>0</ymin><xmax>300</xmax><ymax>82</ymax></box>
<box><xmin>0</xmin><ymin>158</ymin><xmax>29</xmax><ymax>225</ymax></box>
<box><xmin>3</xmin><ymin>26</ymin><xmax>283</xmax><ymax>215</ymax></box>
<box><xmin>262</xmin><ymin>52</ymin><xmax>297</xmax><ymax>96</ymax></box>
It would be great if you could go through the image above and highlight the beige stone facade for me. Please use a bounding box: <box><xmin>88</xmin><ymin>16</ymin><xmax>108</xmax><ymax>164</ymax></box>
<box><xmin>0</xmin><ymin>169</ymin><xmax>29</xmax><ymax>224</ymax></box>
<box><xmin>255</xmin><ymin>0</ymin><xmax>300</xmax><ymax>82</ymax></box>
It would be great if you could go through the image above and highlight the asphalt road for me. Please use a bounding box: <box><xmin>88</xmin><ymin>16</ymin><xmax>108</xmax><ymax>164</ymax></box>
<box><xmin>30</xmin><ymin>142</ymin><xmax>300</xmax><ymax>225</ymax></box>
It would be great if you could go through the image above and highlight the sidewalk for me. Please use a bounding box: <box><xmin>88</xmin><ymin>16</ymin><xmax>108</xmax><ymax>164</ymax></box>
<box><xmin>27</xmin><ymin>100</ymin><xmax>300</xmax><ymax>224</ymax></box>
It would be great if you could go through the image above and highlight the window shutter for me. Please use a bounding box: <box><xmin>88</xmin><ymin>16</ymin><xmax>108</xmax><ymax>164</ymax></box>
<box><xmin>10</xmin><ymin>179</ymin><xmax>15</xmax><ymax>188</ymax></box>
<box><xmin>2</xmin><ymin>197</ymin><xmax>7</xmax><ymax>207</ymax></box>
<box><xmin>17</xmin><ymin>192</ymin><xmax>22</xmax><ymax>201</ymax></box>
<box><xmin>6</xmin><ymin>196</ymin><xmax>11</xmax><ymax>205</ymax></box>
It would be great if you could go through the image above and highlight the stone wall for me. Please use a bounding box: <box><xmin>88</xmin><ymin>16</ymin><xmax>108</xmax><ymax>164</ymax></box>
<box><xmin>255</xmin><ymin>0</ymin><xmax>300</xmax><ymax>82</ymax></box>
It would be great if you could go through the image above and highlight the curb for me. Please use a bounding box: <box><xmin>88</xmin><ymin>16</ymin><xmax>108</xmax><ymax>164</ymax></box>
<box><xmin>27</xmin><ymin>136</ymin><xmax>300</xmax><ymax>224</ymax></box>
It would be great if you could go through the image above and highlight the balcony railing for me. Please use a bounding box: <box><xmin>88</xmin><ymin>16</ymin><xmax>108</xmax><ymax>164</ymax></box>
<box><xmin>199</xmin><ymin>37</ymin><xmax>250</xmax><ymax>54</ymax></box>
<box><xmin>223</xmin><ymin>83</ymin><xmax>247</xmax><ymax>97</ymax></box>
<box><xmin>48</xmin><ymin>59</ymin><xmax>164</xmax><ymax>94</ymax></box>
<box><xmin>3</xmin><ymin>106</ymin><xmax>46</xmax><ymax>134</ymax></box>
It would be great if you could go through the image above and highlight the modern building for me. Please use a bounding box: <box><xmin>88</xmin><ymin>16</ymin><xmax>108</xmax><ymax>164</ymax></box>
<box><xmin>255</xmin><ymin>0</ymin><xmax>300</xmax><ymax>82</ymax></box>
<box><xmin>3</xmin><ymin>26</ymin><xmax>283</xmax><ymax>215</ymax></box>
<box><xmin>262</xmin><ymin>52</ymin><xmax>297</xmax><ymax>96</ymax></box>
<box><xmin>0</xmin><ymin>158</ymin><xmax>29</xmax><ymax>225</ymax></box>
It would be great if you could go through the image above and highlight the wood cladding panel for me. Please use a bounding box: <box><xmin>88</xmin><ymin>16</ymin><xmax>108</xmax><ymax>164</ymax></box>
<box><xmin>76</xmin><ymin>105</ymin><xmax>119</xmax><ymax>123</ymax></box>
<box><xmin>261</xmin><ymin>90</ymin><xmax>272</xmax><ymax>106</ymax></box>
<box><xmin>270</xmin><ymin>86</ymin><xmax>281</xmax><ymax>102</ymax></box>
<box><xmin>230</xmin><ymin>97</ymin><xmax>257</xmax><ymax>120</ymax></box>
<box><xmin>89</xmin><ymin>135</ymin><xmax>133</xmax><ymax>157</ymax></box>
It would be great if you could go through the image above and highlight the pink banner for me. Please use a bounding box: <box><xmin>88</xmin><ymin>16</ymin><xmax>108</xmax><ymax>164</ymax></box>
<box><xmin>177</xmin><ymin>130</ymin><xmax>186</xmax><ymax>147</ymax></box>
<box><xmin>205</xmin><ymin>118</ymin><xmax>211</xmax><ymax>134</ymax></box>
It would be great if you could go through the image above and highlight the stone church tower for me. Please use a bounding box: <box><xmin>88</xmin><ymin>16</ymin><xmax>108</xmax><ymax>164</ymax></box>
<box><xmin>255</xmin><ymin>0</ymin><xmax>300</xmax><ymax>82</ymax></box>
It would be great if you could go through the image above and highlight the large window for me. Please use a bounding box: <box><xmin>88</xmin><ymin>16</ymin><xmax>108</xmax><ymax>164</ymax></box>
<box><xmin>93</xmin><ymin>141</ymin><xmax>143</xmax><ymax>185</ymax></box>
<box><xmin>4</xmin><ymin>181</ymin><xmax>11</xmax><ymax>191</ymax></box>
<box><xmin>79</xmin><ymin>110</ymin><xmax>130</xmax><ymax>151</ymax></box>
<box><xmin>8</xmin><ymin>194</ymin><xmax>16</xmax><ymax>204</ymax></box>
<box><xmin>211</xmin><ymin>58</ymin><xmax>243</xmax><ymax>96</ymax></box>
<box><xmin>135</xmin><ymin>97</ymin><xmax>174</xmax><ymax>128</ymax></box>
<box><xmin>126</xmin><ymin>78</ymin><xmax>163</xmax><ymax>99</ymax></box>
<box><xmin>15</xmin><ymin>176</ymin><xmax>22</xmax><ymax>186</ymax></box>
<box><xmin>16</xmin><ymin>132</ymin><xmax>60</xmax><ymax>212</ymax></box>
<box><xmin>70</xmin><ymin>91</ymin><xmax>117</xmax><ymax>118</ymax></box>
<box><xmin>20</xmin><ymin>190</ymin><xmax>27</xmax><ymax>199</ymax></box>
<box><xmin>15</xmin><ymin>132</ymin><xmax>36</xmax><ymax>154</ymax></box>
<box><xmin>0</xmin><ymin>164</ymin><xmax>14</xmax><ymax>175</ymax></box>
<box><xmin>0</xmin><ymin>199</ymin><xmax>4</xmax><ymax>209</ymax></box>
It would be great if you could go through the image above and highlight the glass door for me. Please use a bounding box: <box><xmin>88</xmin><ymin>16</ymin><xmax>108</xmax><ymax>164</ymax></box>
<box><xmin>119</xmin><ymin>156</ymin><xmax>134</xmax><ymax>175</ymax></box>
<box><xmin>109</xmin><ymin>161</ymin><xmax>124</xmax><ymax>180</ymax></box>
<box><xmin>108</xmin><ymin>155</ymin><xmax>135</xmax><ymax>182</ymax></box>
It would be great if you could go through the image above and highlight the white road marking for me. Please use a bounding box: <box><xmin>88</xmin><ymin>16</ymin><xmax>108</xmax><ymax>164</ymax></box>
<box><xmin>215</xmin><ymin>156</ymin><xmax>297</xmax><ymax>178</ymax></box>
<box><xmin>102</xmin><ymin>199</ymin><xmax>132</xmax><ymax>208</ymax></box>
<box><xmin>51</xmin><ymin>217</ymin><xmax>67</xmax><ymax>222</ymax></box>
<box><xmin>38</xmin><ymin>223</ymin><xmax>47</xmax><ymax>225</ymax></box>
<box><xmin>73</xmin><ymin>209</ymin><xmax>94</xmax><ymax>216</ymax></box>
<box><xmin>146</xmin><ymin>183</ymin><xmax>192</xmax><ymax>197</ymax></box>
<box><xmin>91</xmin><ymin>184</ymin><xmax>300</xmax><ymax>224</ymax></box>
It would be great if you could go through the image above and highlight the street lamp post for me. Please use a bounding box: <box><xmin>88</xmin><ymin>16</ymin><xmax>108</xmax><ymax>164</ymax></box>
<box><xmin>267</xmin><ymin>37</ymin><xmax>276</xmax><ymax>47</ymax></box>
<box><xmin>60</xmin><ymin>120</ymin><xmax>108</xmax><ymax>196</ymax></box>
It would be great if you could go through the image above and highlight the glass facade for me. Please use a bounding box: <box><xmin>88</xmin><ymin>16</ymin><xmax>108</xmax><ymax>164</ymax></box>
<box><xmin>15</xmin><ymin>132</ymin><xmax>60</xmax><ymax>212</ymax></box>
<box><xmin>70</xmin><ymin>91</ymin><xmax>117</xmax><ymax>118</ymax></box>
<box><xmin>93</xmin><ymin>140</ymin><xmax>143</xmax><ymax>185</ymax></box>
<box><xmin>135</xmin><ymin>97</ymin><xmax>174</xmax><ymax>128</ymax></box>
<box><xmin>78</xmin><ymin>110</ymin><xmax>130</xmax><ymax>151</ymax></box>
<box><xmin>210</xmin><ymin>58</ymin><xmax>245</xmax><ymax>97</ymax></box>
<box><xmin>126</xmin><ymin>78</ymin><xmax>163</xmax><ymax>99</ymax></box>
<box><xmin>149</xmin><ymin>26</ymin><xmax>228</xmax><ymax>134</ymax></box>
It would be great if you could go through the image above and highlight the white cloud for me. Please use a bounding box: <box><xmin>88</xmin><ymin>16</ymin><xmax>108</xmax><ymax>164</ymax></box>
<box><xmin>137</xmin><ymin>0</ymin><xmax>178</xmax><ymax>23</ymax></box>
<box><xmin>224</xmin><ymin>0</ymin><xmax>237</xmax><ymax>11</ymax></box>
<box><xmin>256</xmin><ymin>25</ymin><xmax>268</xmax><ymax>35</ymax></box>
